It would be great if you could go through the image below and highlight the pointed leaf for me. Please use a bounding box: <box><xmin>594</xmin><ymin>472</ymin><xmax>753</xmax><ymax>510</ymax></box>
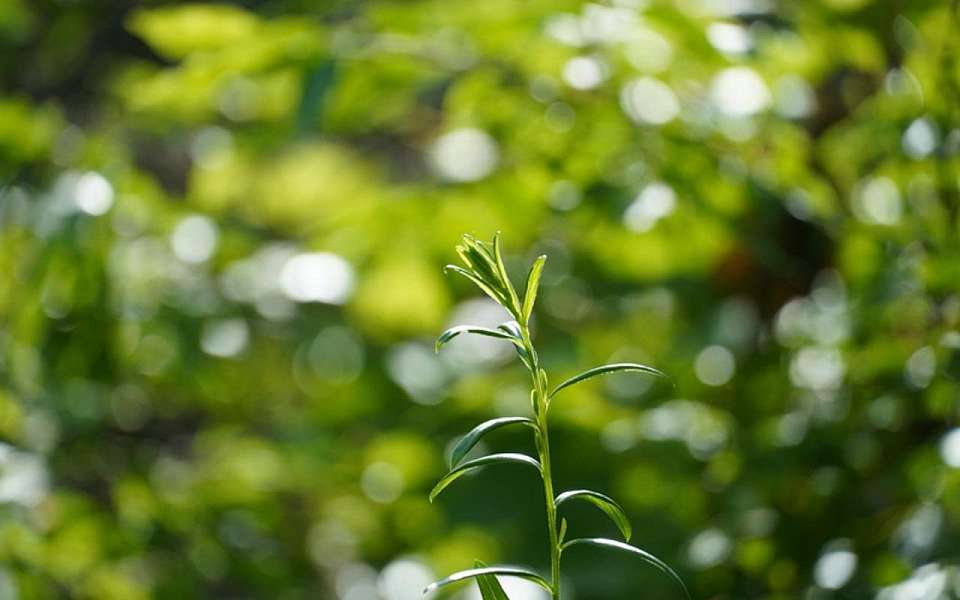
<box><xmin>558</xmin><ymin>518</ymin><xmax>568</xmax><ymax>546</ymax></box>
<box><xmin>424</xmin><ymin>566</ymin><xmax>551</xmax><ymax>595</ymax></box>
<box><xmin>465</xmin><ymin>235</ymin><xmax>499</xmax><ymax>272</ymax></box>
<box><xmin>521</xmin><ymin>255</ymin><xmax>546</xmax><ymax>325</ymax></box>
<box><xmin>436</xmin><ymin>325</ymin><xmax>520</xmax><ymax>353</ymax></box>
<box><xmin>455</xmin><ymin>245</ymin><xmax>487</xmax><ymax>283</ymax></box>
<box><xmin>560</xmin><ymin>538</ymin><xmax>690</xmax><ymax>599</ymax></box>
<box><xmin>555</xmin><ymin>489</ymin><xmax>632</xmax><ymax>541</ymax></box>
<box><xmin>429</xmin><ymin>453</ymin><xmax>541</xmax><ymax>503</ymax></box>
<box><xmin>450</xmin><ymin>417</ymin><xmax>537</xmax><ymax>467</ymax></box>
<box><xmin>460</xmin><ymin>241</ymin><xmax>501</xmax><ymax>290</ymax></box>
<box><xmin>444</xmin><ymin>264</ymin><xmax>510</xmax><ymax>308</ymax></box>
<box><xmin>549</xmin><ymin>363</ymin><xmax>667</xmax><ymax>399</ymax></box>
<box><xmin>474</xmin><ymin>561</ymin><xmax>511</xmax><ymax>600</ymax></box>
<box><xmin>493</xmin><ymin>232</ymin><xmax>521</xmax><ymax>315</ymax></box>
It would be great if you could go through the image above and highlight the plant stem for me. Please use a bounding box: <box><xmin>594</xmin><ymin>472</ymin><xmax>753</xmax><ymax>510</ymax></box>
<box><xmin>538</xmin><ymin>414</ymin><xmax>561</xmax><ymax>600</ymax></box>
<box><xmin>521</xmin><ymin>324</ymin><xmax>561</xmax><ymax>600</ymax></box>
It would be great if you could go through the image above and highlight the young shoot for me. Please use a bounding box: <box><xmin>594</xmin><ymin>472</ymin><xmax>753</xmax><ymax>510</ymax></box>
<box><xmin>425</xmin><ymin>233</ymin><xmax>690</xmax><ymax>600</ymax></box>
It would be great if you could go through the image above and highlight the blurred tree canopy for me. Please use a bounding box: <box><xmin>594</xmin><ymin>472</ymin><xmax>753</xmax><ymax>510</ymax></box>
<box><xmin>2</xmin><ymin>0</ymin><xmax>960</xmax><ymax>598</ymax></box>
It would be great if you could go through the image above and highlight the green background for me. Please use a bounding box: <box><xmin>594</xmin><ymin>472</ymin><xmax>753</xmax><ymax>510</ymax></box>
<box><xmin>1</xmin><ymin>0</ymin><xmax>960</xmax><ymax>598</ymax></box>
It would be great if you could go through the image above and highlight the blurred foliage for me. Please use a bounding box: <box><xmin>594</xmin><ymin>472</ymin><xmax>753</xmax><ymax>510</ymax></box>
<box><xmin>2</xmin><ymin>0</ymin><xmax>960</xmax><ymax>599</ymax></box>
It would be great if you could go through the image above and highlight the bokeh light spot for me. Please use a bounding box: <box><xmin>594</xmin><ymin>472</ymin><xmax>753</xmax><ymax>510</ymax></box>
<box><xmin>362</xmin><ymin>462</ymin><xmax>404</xmax><ymax>504</ymax></box>
<box><xmin>74</xmin><ymin>171</ymin><xmax>114</xmax><ymax>216</ymax></box>
<box><xmin>695</xmin><ymin>345</ymin><xmax>736</xmax><ymax>386</ymax></box>
<box><xmin>621</xmin><ymin>78</ymin><xmax>680</xmax><ymax>125</ymax></box>
<box><xmin>171</xmin><ymin>215</ymin><xmax>218</xmax><ymax>263</ymax></box>
<box><xmin>280</xmin><ymin>252</ymin><xmax>355</xmax><ymax>304</ymax></box>
<box><xmin>563</xmin><ymin>56</ymin><xmax>607</xmax><ymax>90</ymax></box>
<box><xmin>940</xmin><ymin>428</ymin><xmax>960</xmax><ymax>468</ymax></box>
<box><xmin>711</xmin><ymin>67</ymin><xmax>771</xmax><ymax>116</ymax></box>
<box><xmin>201</xmin><ymin>318</ymin><xmax>249</xmax><ymax>358</ymax></box>
<box><xmin>429</xmin><ymin>128</ymin><xmax>499</xmax><ymax>183</ymax></box>
<box><xmin>814</xmin><ymin>542</ymin><xmax>857</xmax><ymax>590</ymax></box>
<box><xmin>624</xmin><ymin>181</ymin><xmax>676</xmax><ymax>232</ymax></box>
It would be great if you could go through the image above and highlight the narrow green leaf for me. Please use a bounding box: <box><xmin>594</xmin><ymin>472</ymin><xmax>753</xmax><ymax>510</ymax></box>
<box><xmin>436</xmin><ymin>325</ymin><xmax>520</xmax><ymax>353</ymax></box>
<box><xmin>549</xmin><ymin>363</ymin><xmax>667</xmax><ymax>399</ymax></box>
<box><xmin>429</xmin><ymin>453</ymin><xmax>542</xmax><ymax>503</ymax></box>
<box><xmin>450</xmin><ymin>417</ymin><xmax>537</xmax><ymax>467</ymax></box>
<box><xmin>493</xmin><ymin>232</ymin><xmax>521</xmax><ymax>316</ymax></box>
<box><xmin>444</xmin><ymin>264</ymin><xmax>510</xmax><ymax>308</ymax></box>
<box><xmin>456</xmin><ymin>244</ymin><xmax>483</xmax><ymax>275</ymax></box>
<box><xmin>555</xmin><ymin>489</ymin><xmax>632</xmax><ymax>541</ymax></box>
<box><xmin>465</xmin><ymin>234</ymin><xmax>498</xmax><ymax>267</ymax></box>
<box><xmin>560</xmin><ymin>538</ymin><xmax>690</xmax><ymax>599</ymax></box>
<box><xmin>462</xmin><ymin>242</ymin><xmax>502</xmax><ymax>289</ymax></box>
<box><xmin>424</xmin><ymin>566</ymin><xmax>551</xmax><ymax>595</ymax></box>
<box><xmin>558</xmin><ymin>518</ymin><xmax>568</xmax><ymax>546</ymax></box>
<box><xmin>460</xmin><ymin>235</ymin><xmax>503</xmax><ymax>292</ymax></box>
<box><xmin>474</xmin><ymin>561</ymin><xmax>511</xmax><ymax>600</ymax></box>
<box><xmin>521</xmin><ymin>255</ymin><xmax>546</xmax><ymax>326</ymax></box>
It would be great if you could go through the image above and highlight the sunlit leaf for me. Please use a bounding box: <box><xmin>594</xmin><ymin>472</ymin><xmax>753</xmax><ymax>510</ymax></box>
<box><xmin>444</xmin><ymin>264</ymin><xmax>510</xmax><ymax>307</ymax></box>
<box><xmin>549</xmin><ymin>363</ymin><xmax>667</xmax><ymax>399</ymax></box>
<box><xmin>493</xmin><ymin>232</ymin><xmax>521</xmax><ymax>315</ymax></box>
<box><xmin>458</xmin><ymin>242</ymin><xmax>501</xmax><ymax>291</ymax></box>
<box><xmin>560</xmin><ymin>538</ymin><xmax>690</xmax><ymax>599</ymax></box>
<box><xmin>474</xmin><ymin>560</ymin><xmax>512</xmax><ymax>600</ymax></box>
<box><xmin>429</xmin><ymin>453</ymin><xmax>542</xmax><ymax>502</ymax></box>
<box><xmin>424</xmin><ymin>566</ymin><xmax>551</xmax><ymax>595</ymax></box>
<box><xmin>464</xmin><ymin>234</ymin><xmax>497</xmax><ymax>267</ymax></box>
<box><xmin>555</xmin><ymin>489</ymin><xmax>632</xmax><ymax>541</ymax></box>
<box><xmin>450</xmin><ymin>417</ymin><xmax>537</xmax><ymax>467</ymax></box>
<box><xmin>435</xmin><ymin>325</ymin><xmax>520</xmax><ymax>353</ymax></box>
<box><xmin>521</xmin><ymin>255</ymin><xmax>546</xmax><ymax>326</ymax></box>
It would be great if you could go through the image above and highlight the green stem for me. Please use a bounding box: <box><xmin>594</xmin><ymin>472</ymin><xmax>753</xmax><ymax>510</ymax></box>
<box><xmin>521</xmin><ymin>324</ymin><xmax>561</xmax><ymax>600</ymax></box>
<box><xmin>539</xmin><ymin>415</ymin><xmax>561</xmax><ymax>600</ymax></box>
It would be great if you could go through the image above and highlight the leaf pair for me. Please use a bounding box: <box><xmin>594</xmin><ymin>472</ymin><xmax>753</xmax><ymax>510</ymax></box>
<box><xmin>448</xmin><ymin>417</ymin><xmax>536</xmax><ymax>468</ymax></box>
<box><xmin>426</xmin><ymin>415</ymin><xmax>546</xmax><ymax>597</ymax></box>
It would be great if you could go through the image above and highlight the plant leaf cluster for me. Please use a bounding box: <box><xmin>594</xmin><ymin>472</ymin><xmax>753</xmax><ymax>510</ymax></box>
<box><xmin>427</xmin><ymin>234</ymin><xmax>688</xmax><ymax>599</ymax></box>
